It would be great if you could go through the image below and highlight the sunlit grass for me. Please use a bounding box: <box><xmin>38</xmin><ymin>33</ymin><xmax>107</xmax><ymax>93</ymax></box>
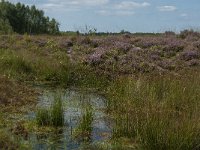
<box><xmin>107</xmin><ymin>72</ymin><xmax>200</xmax><ymax>149</ymax></box>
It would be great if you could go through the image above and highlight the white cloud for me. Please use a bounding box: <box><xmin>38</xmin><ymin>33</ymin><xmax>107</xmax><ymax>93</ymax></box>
<box><xmin>39</xmin><ymin>0</ymin><xmax>110</xmax><ymax>12</ymax></box>
<box><xmin>96</xmin><ymin>10</ymin><xmax>135</xmax><ymax>16</ymax></box>
<box><xmin>48</xmin><ymin>0</ymin><xmax>109</xmax><ymax>6</ymax></box>
<box><xmin>114</xmin><ymin>1</ymin><xmax>150</xmax><ymax>10</ymax></box>
<box><xmin>158</xmin><ymin>6</ymin><xmax>177</xmax><ymax>12</ymax></box>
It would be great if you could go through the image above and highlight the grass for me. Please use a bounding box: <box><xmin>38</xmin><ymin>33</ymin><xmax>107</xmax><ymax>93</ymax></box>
<box><xmin>36</xmin><ymin>96</ymin><xmax>64</xmax><ymax>127</ymax></box>
<box><xmin>0</xmin><ymin>47</ymin><xmax>109</xmax><ymax>89</ymax></box>
<box><xmin>0</xmin><ymin>34</ymin><xmax>200</xmax><ymax>149</ymax></box>
<box><xmin>79</xmin><ymin>107</ymin><xmax>94</xmax><ymax>133</ymax></box>
<box><xmin>76</xmin><ymin>106</ymin><xmax>94</xmax><ymax>141</ymax></box>
<box><xmin>0</xmin><ymin>129</ymin><xmax>19</xmax><ymax>149</ymax></box>
<box><xmin>106</xmin><ymin>71</ymin><xmax>200</xmax><ymax>149</ymax></box>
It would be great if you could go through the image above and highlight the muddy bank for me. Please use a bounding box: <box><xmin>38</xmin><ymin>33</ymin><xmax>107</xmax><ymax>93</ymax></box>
<box><xmin>0</xmin><ymin>76</ymin><xmax>38</xmax><ymax>109</ymax></box>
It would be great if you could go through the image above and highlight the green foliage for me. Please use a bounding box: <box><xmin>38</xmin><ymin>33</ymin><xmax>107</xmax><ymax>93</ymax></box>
<box><xmin>0</xmin><ymin>18</ymin><xmax>13</xmax><ymax>34</ymax></box>
<box><xmin>0</xmin><ymin>49</ymin><xmax>34</xmax><ymax>78</ymax></box>
<box><xmin>0</xmin><ymin>48</ymin><xmax>70</xmax><ymax>81</ymax></box>
<box><xmin>79</xmin><ymin>107</ymin><xmax>93</xmax><ymax>133</ymax></box>
<box><xmin>51</xmin><ymin>96</ymin><xmax>65</xmax><ymax>127</ymax></box>
<box><xmin>36</xmin><ymin>109</ymin><xmax>51</xmax><ymax>126</ymax></box>
<box><xmin>36</xmin><ymin>96</ymin><xmax>64</xmax><ymax>127</ymax></box>
<box><xmin>0</xmin><ymin>1</ymin><xmax>59</xmax><ymax>34</ymax></box>
<box><xmin>76</xmin><ymin>106</ymin><xmax>94</xmax><ymax>141</ymax></box>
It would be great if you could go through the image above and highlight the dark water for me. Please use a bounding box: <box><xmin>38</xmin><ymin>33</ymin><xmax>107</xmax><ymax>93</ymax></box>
<box><xmin>28</xmin><ymin>88</ymin><xmax>112</xmax><ymax>149</ymax></box>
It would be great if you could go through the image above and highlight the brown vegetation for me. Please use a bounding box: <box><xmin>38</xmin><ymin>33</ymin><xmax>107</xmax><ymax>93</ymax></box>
<box><xmin>0</xmin><ymin>76</ymin><xmax>37</xmax><ymax>107</ymax></box>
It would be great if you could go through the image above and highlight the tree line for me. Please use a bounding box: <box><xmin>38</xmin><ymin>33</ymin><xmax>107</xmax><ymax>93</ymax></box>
<box><xmin>0</xmin><ymin>0</ymin><xmax>59</xmax><ymax>34</ymax></box>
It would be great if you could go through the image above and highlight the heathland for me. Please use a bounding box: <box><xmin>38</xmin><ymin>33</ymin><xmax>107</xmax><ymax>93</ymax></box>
<box><xmin>0</xmin><ymin>30</ymin><xmax>200</xmax><ymax>149</ymax></box>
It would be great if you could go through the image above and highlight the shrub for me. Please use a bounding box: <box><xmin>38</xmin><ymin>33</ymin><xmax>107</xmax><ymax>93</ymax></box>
<box><xmin>180</xmin><ymin>51</ymin><xmax>199</xmax><ymax>61</ymax></box>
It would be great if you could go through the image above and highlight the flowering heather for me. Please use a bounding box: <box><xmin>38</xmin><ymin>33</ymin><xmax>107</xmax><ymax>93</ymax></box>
<box><xmin>133</xmin><ymin>37</ymin><xmax>166</xmax><ymax>48</ymax></box>
<box><xmin>163</xmin><ymin>38</ymin><xmax>185</xmax><ymax>52</ymax></box>
<box><xmin>0</xmin><ymin>32</ymin><xmax>200</xmax><ymax>75</ymax></box>
<box><xmin>180</xmin><ymin>50</ymin><xmax>199</xmax><ymax>61</ymax></box>
<box><xmin>112</xmin><ymin>41</ymin><xmax>132</xmax><ymax>52</ymax></box>
<box><xmin>192</xmin><ymin>40</ymin><xmax>200</xmax><ymax>49</ymax></box>
<box><xmin>87</xmin><ymin>47</ymin><xmax>107</xmax><ymax>65</ymax></box>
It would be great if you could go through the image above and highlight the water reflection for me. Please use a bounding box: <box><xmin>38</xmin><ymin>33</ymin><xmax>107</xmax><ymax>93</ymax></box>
<box><xmin>29</xmin><ymin>88</ymin><xmax>112</xmax><ymax>149</ymax></box>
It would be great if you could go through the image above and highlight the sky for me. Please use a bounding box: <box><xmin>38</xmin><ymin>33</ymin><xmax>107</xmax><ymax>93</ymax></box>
<box><xmin>6</xmin><ymin>0</ymin><xmax>200</xmax><ymax>33</ymax></box>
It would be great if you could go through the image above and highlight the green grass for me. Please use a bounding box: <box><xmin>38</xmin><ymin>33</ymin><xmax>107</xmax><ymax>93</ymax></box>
<box><xmin>0</xmin><ymin>35</ymin><xmax>200</xmax><ymax>149</ymax></box>
<box><xmin>76</xmin><ymin>106</ymin><xmax>94</xmax><ymax>141</ymax></box>
<box><xmin>36</xmin><ymin>96</ymin><xmax>64</xmax><ymax>127</ymax></box>
<box><xmin>51</xmin><ymin>96</ymin><xmax>65</xmax><ymax>127</ymax></box>
<box><xmin>0</xmin><ymin>47</ymin><xmax>109</xmax><ymax>89</ymax></box>
<box><xmin>79</xmin><ymin>107</ymin><xmax>93</xmax><ymax>133</ymax></box>
<box><xmin>106</xmin><ymin>72</ymin><xmax>200</xmax><ymax>149</ymax></box>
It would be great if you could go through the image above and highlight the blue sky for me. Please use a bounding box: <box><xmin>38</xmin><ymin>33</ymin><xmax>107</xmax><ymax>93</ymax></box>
<box><xmin>7</xmin><ymin>0</ymin><xmax>200</xmax><ymax>32</ymax></box>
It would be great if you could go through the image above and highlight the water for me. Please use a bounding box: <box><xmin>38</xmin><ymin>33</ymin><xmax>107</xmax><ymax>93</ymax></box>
<box><xmin>28</xmin><ymin>88</ymin><xmax>112</xmax><ymax>149</ymax></box>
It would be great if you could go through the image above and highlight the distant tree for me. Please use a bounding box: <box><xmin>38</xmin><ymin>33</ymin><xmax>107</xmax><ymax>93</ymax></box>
<box><xmin>0</xmin><ymin>18</ymin><xmax>13</xmax><ymax>34</ymax></box>
<box><xmin>48</xmin><ymin>18</ymin><xmax>60</xmax><ymax>34</ymax></box>
<box><xmin>0</xmin><ymin>1</ymin><xmax>60</xmax><ymax>34</ymax></box>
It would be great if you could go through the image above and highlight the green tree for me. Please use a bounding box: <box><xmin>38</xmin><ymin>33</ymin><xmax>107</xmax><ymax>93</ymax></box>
<box><xmin>0</xmin><ymin>18</ymin><xmax>13</xmax><ymax>34</ymax></box>
<box><xmin>0</xmin><ymin>1</ymin><xmax>60</xmax><ymax>34</ymax></box>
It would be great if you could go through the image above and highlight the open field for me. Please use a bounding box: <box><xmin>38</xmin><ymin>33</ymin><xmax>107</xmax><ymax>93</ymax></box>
<box><xmin>0</xmin><ymin>32</ymin><xmax>200</xmax><ymax>149</ymax></box>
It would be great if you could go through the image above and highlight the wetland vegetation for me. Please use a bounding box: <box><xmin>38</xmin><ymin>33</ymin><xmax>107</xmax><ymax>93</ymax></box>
<box><xmin>0</xmin><ymin>2</ymin><xmax>200</xmax><ymax>149</ymax></box>
<box><xmin>0</xmin><ymin>32</ymin><xmax>199</xmax><ymax>149</ymax></box>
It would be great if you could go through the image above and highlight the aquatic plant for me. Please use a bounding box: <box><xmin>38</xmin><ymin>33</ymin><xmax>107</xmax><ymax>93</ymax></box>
<box><xmin>36</xmin><ymin>109</ymin><xmax>51</xmax><ymax>126</ymax></box>
<box><xmin>51</xmin><ymin>97</ymin><xmax>64</xmax><ymax>127</ymax></box>
<box><xmin>36</xmin><ymin>96</ymin><xmax>64</xmax><ymax>127</ymax></box>
<box><xmin>77</xmin><ymin>106</ymin><xmax>94</xmax><ymax>140</ymax></box>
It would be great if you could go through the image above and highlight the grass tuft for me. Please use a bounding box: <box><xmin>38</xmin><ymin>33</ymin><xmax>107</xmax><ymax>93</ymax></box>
<box><xmin>36</xmin><ymin>96</ymin><xmax>64</xmax><ymax>127</ymax></box>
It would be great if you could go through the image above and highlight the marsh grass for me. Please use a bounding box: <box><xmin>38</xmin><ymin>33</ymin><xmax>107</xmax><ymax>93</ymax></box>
<box><xmin>36</xmin><ymin>109</ymin><xmax>51</xmax><ymax>126</ymax></box>
<box><xmin>76</xmin><ymin>106</ymin><xmax>94</xmax><ymax>141</ymax></box>
<box><xmin>107</xmin><ymin>72</ymin><xmax>200</xmax><ymax>149</ymax></box>
<box><xmin>36</xmin><ymin>96</ymin><xmax>64</xmax><ymax>127</ymax></box>
<box><xmin>0</xmin><ymin>49</ymin><xmax>34</xmax><ymax>78</ymax></box>
<box><xmin>51</xmin><ymin>96</ymin><xmax>65</xmax><ymax>127</ymax></box>
<box><xmin>0</xmin><ymin>48</ymin><xmax>108</xmax><ymax>88</ymax></box>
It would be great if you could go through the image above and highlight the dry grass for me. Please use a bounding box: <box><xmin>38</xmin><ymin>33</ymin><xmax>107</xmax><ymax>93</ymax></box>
<box><xmin>0</xmin><ymin>76</ymin><xmax>37</xmax><ymax>108</ymax></box>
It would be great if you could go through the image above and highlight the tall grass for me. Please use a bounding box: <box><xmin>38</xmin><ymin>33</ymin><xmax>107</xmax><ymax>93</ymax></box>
<box><xmin>106</xmin><ymin>72</ymin><xmax>200</xmax><ymax>149</ymax></box>
<box><xmin>0</xmin><ymin>48</ymin><xmax>108</xmax><ymax>88</ymax></box>
<box><xmin>36</xmin><ymin>96</ymin><xmax>64</xmax><ymax>127</ymax></box>
<box><xmin>51</xmin><ymin>96</ymin><xmax>65</xmax><ymax>127</ymax></box>
<box><xmin>0</xmin><ymin>49</ymin><xmax>34</xmax><ymax>78</ymax></box>
<box><xmin>76</xmin><ymin>106</ymin><xmax>94</xmax><ymax>141</ymax></box>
